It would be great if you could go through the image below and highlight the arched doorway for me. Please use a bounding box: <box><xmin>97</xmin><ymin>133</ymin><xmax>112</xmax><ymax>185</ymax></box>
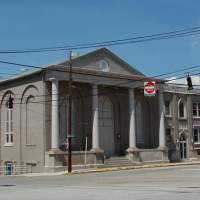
<box><xmin>179</xmin><ymin>133</ymin><xmax>187</xmax><ymax>160</ymax></box>
<box><xmin>99</xmin><ymin>96</ymin><xmax>115</xmax><ymax>158</ymax></box>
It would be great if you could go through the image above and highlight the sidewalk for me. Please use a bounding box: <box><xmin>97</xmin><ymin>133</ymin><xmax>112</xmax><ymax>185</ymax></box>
<box><xmin>71</xmin><ymin>160</ymin><xmax>200</xmax><ymax>174</ymax></box>
<box><xmin>23</xmin><ymin>160</ymin><xmax>200</xmax><ymax>177</ymax></box>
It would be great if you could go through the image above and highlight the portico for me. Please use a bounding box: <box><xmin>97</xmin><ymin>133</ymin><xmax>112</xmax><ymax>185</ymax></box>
<box><xmin>45</xmin><ymin>77</ymin><xmax>168</xmax><ymax>171</ymax></box>
<box><xmin>44</xmin><ymin>48</ymin><xmax>169</xmax><ymax>172</ymax></box>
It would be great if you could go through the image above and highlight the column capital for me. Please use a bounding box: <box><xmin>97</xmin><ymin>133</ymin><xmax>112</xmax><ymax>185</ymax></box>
<box><xmin>49</xmin><ymin>77</ymin><xmax>58</xmax><ymax>82</ymax></box>
<box><xmin>91</xmin><ymin>83</ymin><xmax>98</xmax><ymax>88</ymax></box>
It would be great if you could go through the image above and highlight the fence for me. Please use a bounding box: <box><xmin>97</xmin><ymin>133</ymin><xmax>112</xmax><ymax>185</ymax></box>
<box><xmin>0</xmin><ymin>165</ymin><xmax>27</xmax><ymax>176</ymax></box>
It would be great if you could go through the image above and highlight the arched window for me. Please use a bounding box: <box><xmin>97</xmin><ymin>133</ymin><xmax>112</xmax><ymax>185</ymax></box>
<box><xmin>5</xmin><ymin>104</ymin><xmax>13</xmax><ymax>145</ymax></box>
<box><xmin>26</xmin><ymin>96</ymin><xmax>38</xmax><ymax>145</ymax></box>
<box><xmin>178</xmin><ymin>99</ymin><xmax>186</xmax><ymax>118</ymax></box>
<box><xmin>99</xmin><ymin>60</ymin><xmax>109</xmax><ymax>72</ymax></box>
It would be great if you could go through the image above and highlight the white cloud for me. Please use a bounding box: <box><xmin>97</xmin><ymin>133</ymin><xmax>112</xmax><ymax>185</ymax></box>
<box><xmin>167</xmin><ymin>75</ymin><xmax>200</xmax><ymax>88</ymax></box>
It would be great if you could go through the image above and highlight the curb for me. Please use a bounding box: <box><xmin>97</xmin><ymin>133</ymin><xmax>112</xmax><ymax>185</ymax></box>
<box><xmin>7</xmin><ymin>161</ymin><xmax>200</xmax><ymax>177</ymax></box>
<box><xmin>68</xmin><ymin>161</ymin><xmax>200</xmax><ymax>175</ymax></box>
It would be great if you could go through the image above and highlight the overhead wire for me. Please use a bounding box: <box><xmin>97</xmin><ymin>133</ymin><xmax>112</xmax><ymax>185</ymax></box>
<box><xmin>0</xmin><ymin>26</ymin><xmax>200</xmax><ymax>53</ymax></box>
<box><xmin>0</xmin><ymin>26</ymin><xmax>200</xmax><ymax>104</ymax></box>
<box><xmin>0</xmin><ymin>59</ymin><xmax>200</xmax><ymax>101</ymax></box>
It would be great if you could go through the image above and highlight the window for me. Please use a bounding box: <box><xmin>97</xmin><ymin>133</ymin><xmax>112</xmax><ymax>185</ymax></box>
<box><xmin>178</xmin><ymin>99</ymin><xmax>186</xmax><ymax>118</ymax></box>
<box><xmin>193</xmin><ymin>103</ymin><xmax>200</xmax><ymax>117</ymax></box>
<box><xmin>5</xmin><ymin>107</ymin><xmax>13</xmax><ymax>145</ymax></box>
<box><xmin>99</xmin><ymin>60</ymin><xmax>109</xmax><ymax>72</ymax></box>
<box><xmin>165</xmin><ymin>100</ymin><xmax>171</xmax><ymax>116</ymax></box>
<box><xmin>193</xmin><ymin>128</ymin><xmax>200</xmax><ymax>143</ymax></box>
<box><xmin>166</xmin><ymin>128</ymin><xmax>172</xmax><ymax>144</ymax></box>
<box><xmin>193</xmin><ymin>128</ymin><xmax>199</xmax><ymax>143</ymax></box>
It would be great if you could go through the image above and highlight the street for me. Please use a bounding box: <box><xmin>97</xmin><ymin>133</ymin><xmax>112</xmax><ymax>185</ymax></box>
<box><xmin>0</xmin><ymin>165</ymin><xmax>200</xmax><ymax>199</ymax></box>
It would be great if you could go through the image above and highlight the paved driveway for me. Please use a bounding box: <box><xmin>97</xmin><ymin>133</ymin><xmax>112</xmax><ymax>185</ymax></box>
<box><xmin>0</xmin><ymin>165</ymin><xmax>200</xmax><ymax>200</ymax></box>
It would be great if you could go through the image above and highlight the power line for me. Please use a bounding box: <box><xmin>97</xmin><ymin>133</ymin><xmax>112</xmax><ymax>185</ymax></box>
<box><xmin>0</xmin><ymin>26</ymin><xmax>200</xmax><ymax>54</ymax></box>
<box><xmin>1</xmin><ymin>56</ymin><xmax>200</xmax><ymax>102</ymax></box>
<box><xmin>1</xmin><ymin>58</ymin><xmax>200</xmax><ymax>83</ymax></box>
<box><xmin>2</xmin><ymin>71</ymin><xmax>200</xmax><ymax>105</ymax></box>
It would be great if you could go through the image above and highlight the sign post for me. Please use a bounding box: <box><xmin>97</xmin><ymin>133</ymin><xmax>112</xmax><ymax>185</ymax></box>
<box><xmin>144</xmin><ymin>81</ymin><xmax>156</xmax><ymax>96</ymax></box>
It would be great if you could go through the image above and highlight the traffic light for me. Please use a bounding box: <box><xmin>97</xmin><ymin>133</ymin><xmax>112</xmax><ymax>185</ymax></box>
<box><xmin>8</xmin><ymin>95</ymin><xmax>13</xmax><ymax>109</ymax></box>
<box><xmin>187</xmin><ymin>74</ymin><xmax>193</xmax><ymax>90</ymax></box>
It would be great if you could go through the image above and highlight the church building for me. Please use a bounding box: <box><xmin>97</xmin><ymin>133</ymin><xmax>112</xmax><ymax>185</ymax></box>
<box><xmin>0</xmin><ymin>48</ymin><xmax>200</xmax><ymax>173</ymax></box>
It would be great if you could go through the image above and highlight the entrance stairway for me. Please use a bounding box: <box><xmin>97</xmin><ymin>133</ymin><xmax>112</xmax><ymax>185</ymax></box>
<box><xmin>103</xmin><ymin>156</ymin><xmax>134</xmax><ymax>168</ymax></box>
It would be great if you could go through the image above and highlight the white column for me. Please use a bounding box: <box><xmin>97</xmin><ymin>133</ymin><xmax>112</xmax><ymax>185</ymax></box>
<box><xmin>91</xmin><ymin>85</ymin><xmax>100</xmax><ymax>151</ymax></box>
<box><xmin>127</xmin><ymin>88</ymin><xmax>137</xmax><ymax>151</ymax></box>
<box><xmin>51</xmin><ymin>79</ymin><xmax>59</xmax><ymax>149</ymax></box>
<box><xmin>159</xmin><ymin>92</ymin><xmax>166</xmax><ymax>148</ymax></box>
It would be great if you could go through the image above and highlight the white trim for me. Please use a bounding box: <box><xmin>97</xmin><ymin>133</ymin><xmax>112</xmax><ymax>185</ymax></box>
<box><xmin>4</xmin><ymin>108</ymin><xmax>13</xmax><ymax>145</ymax></box>
<box><xmin>99</xmin><ymin>60</ymin><xmax>110</xmax><ymax>72</ymax></box>
<box><xmin>4</xmin><ymin>143</ymin><xmax>14</xmax><ymax>147</ymax></box>
<box><xmin>178</xmin><ymin>98</ymin><xmax>187</xmax><ymax>119</ymax></box>
<box><xmin>193</xmin><ymin>127</ymin><xmax>200</xmax><ymax>143</ymax></box>
<box><xmin>192</xmin><ymin>102</ymin><xmax>200</xmax><ymax>118</ymax></box>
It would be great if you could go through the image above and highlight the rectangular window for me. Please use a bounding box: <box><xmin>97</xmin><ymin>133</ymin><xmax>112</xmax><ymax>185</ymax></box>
<box><xmin>5</xmin><ymin>108</ymin><xmax>13</xmax><ymax>145</ymax></box>
<box><xmin>193</xmin><ymin>103</ymin><xmax>200</xmax><ymax>117</ymax></box>
<box><xmin>193</xmin><ymin>103</ymin><xmax>197</xmax><ymax>116</ymax></box>
<box><xmin>165</xmin><ymin>100</ymin><xmax>171</xmax><ymax>116</ymax></box>
<box><xmin>166</xmin><ymin>128</ymin><xmax>172</xmax><ymax>143</ymax></box>
<box><xmin>193</xmin><ymin>128</ymin><xmax>200</xmax><ymax>143</ymax></box>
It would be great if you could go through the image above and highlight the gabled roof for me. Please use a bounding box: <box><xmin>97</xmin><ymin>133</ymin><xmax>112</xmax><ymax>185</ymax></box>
<box><xmin>57</xmin><ymin>48</ymin><xmax>145</xmax><ymax>76</ymax></box>
<box><xmin>0</xmin><ymin>48</ymin><xmax>145</xmax><ymax>85</ymax></box>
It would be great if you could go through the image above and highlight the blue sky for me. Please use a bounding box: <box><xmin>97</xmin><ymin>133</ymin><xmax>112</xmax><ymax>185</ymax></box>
<box><xmin>0</xmin><ymin>0</ymin><xmax>200</xmax><ymax>77</ymax></box>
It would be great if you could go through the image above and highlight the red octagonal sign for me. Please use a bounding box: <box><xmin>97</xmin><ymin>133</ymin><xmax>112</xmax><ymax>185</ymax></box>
<box><xmin>144</xmin><ymin>81</ymin><xmax>156</xmax><ymax>96</ymax></box>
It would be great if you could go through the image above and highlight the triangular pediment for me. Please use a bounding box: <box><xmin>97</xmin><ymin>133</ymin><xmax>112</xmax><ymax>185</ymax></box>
<box><xmin>59</xmin><ymin>48</ymin><xmax>144</xmax><ymax>76</ymax></box>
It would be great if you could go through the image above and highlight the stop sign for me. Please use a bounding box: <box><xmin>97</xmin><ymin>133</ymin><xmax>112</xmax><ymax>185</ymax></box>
<box><xmin>144</xmin><ymin>81</ymin><xmax>156</xmax><ymax>96</ymax></box>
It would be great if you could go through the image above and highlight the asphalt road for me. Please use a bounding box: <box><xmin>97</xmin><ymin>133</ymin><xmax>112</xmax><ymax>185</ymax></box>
<box><xmin>0</xmin><ymin>165</ymin><xmax>200</xmax><ymax>200</ymax></box>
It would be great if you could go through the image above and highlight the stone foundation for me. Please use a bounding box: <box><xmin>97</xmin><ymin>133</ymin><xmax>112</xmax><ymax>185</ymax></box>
<box><xmin>127</xmin><ymin>148</ymin><xmax>169</xmax><ymax>163</ymax></box>
<box><xmin>44</xmin><ymin>150</ymin><xmax>104</xmax><ymax>172</ymax></box>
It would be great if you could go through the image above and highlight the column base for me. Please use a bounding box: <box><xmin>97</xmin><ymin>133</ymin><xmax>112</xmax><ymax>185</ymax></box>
<box><xmin>90</xmin><ymin>148</ymin><xmax>104</xmax><ymax>164</ymax></box>
<box><xmin>126</xmin><ymin>147</ymin><xmax>140</xmax><ymax>162</ymax></box>
<box><xmin>158</xmin><ymin>146</ymin><xmax>168</xmax><ymax>151</ymax></box>
<box><xmin>90</xmin><ymin>148</ymin><xmax>104</xmax><ymax>154</ymax></box>
<box><xmin>126</xmin><ymin>147</ymin><xmax>139</xmax><ymax>153</ymax></box>
<box><xmin>48</xmin><ymin>148</ymin><xmax>63</xmax><ymax>154</ymax></box>
<box><xmin>127</xmin><ymin>148</ymin><xmax>169</xmax><ymax>163</ymax></box>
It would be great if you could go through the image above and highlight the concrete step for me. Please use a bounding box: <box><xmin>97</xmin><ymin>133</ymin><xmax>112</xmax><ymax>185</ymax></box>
<box><xmin>103</xmin><ymin>156</ymin><xmax>134</xmax><ymax>167</ymax></box>
<box><xmin>105</xmin><ymin>160</ymin><xmax>131</xmax><ymax>164</ymax></box>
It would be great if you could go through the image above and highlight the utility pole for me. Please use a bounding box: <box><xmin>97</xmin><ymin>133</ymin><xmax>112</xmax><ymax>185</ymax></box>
<box><xmin>68</xmin><ymin>51</ymin><xmax>72</xmax><ymax>173</ymax></box>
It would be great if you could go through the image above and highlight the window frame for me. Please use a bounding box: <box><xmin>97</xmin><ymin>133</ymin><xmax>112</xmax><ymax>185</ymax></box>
<box><xmin>166</xmin><ymin>128</ymin><xmax>172</xmax><ymax>144</ymax></box>
<box><xmin>99</xmin><ymin>60</ymin><xmax>110</xmax><ymax>72</ymax></box>
<box><xmin>178</xmin><ymin>99</ymin><xmax>187</xmax><ymax>119</ymax></box>
<box><xmin>164</xmin><ymin>100</ymin><xmax>171</xmax><ymax>117</ymax></box>
<box><xmin>4</xmin><ymin>107</ymin><xmax>14</xmax><ymax>146</ymax></box>
<box><xmin>193</xmin><ymin>127</ymin><xmax>200</xmax><ymax>144</ymax></box>
<box><xmin>192</xmin><ymin>102</ymin><xmax>200</xmax><ymax>118</ymax></box>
